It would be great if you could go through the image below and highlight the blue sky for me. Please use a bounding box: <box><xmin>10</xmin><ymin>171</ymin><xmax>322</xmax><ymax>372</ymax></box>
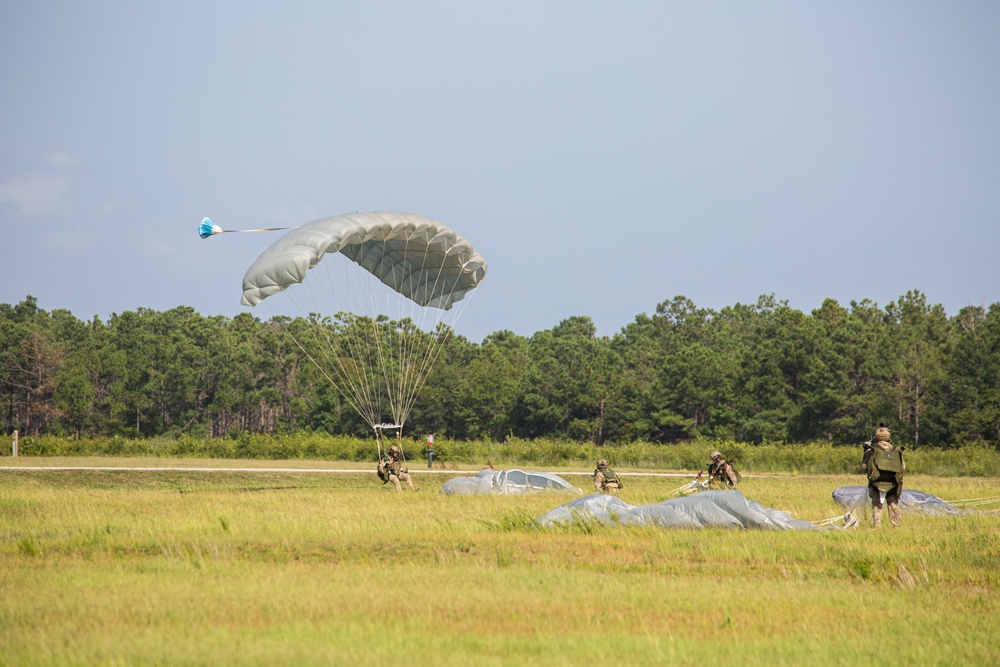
<box><xmin>2</xmin><ymin>2</ymin><xmax>998</xmax><ymax>343</ymax></box>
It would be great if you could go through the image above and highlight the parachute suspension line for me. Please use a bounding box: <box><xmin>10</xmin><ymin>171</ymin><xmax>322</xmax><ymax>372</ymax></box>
<box><xmin>270</xmin><ymin>310</ymin><xmax>375</xmax><ymax>434</ymax></box>
<box><xmin>369</xmin><ymin>312</ymin><xmax>397</xmax><ymax>425</ymax></box>
<box><xmin>395</xmin><ymin>426</ymin><xmax>406</xmax><ymax>467</ymax></box>
<box><xmin>396</xmin><ymin>242</ymin><xmax>483</xmax><ymax>426</ymax></box>
<box><xmin>944</xmin><ymin>494</ymin><xmax>1000</xmax><ymax>505</ymax></box>
<box><xmin>305</xmin><ymin>260</ymin><xmax>377</xmax><ymax>427</ymax></box>
<box><xmin>341</xmin><ymin>300</ymin><xmax>395</xmax><ymax>429</ymax></box>
<box><xmin>279</xmin><ymin>318</ymin><xmax>375</xmax><ymax>428</ymax></box>
<box><xmin>330</xmin><ymin>315</ymin><xmax>380</xmax><ymax>428</ymax></box>
<box><xmin>375</xmin><ymin>228</ymin><xmax>477</xmax><ymax>430</ymax></box>
<box><xmin>374</xmin><ymin>423</ymin><xmax>403</xmax><ymax>460</ymax></box>
<box><xmin>944</xmin><ymin>494</ymin><xmax>1000</xmax><ymax>508</ymax></box>
<box><xmin>384</xmin><ymin>230</ymin><xmax>449</xmax><ymax>427</ymax></box>
<box><xmin>382</xmin><ymin>228</ymin><xmax>432</xmax><ymax>429</ymax></box>
<box><xmin>329</xmin><ymin>232</ymin><xmax>416</xmax><ymax>430</ymax></box>
<box><xmin>393</xmin><ymin>231</ymin><xmax>430</xmax><ymax>427</ymax></box>
<box><xmin>368</xmin><ymin>238</ymin><xmax>403</xmax><ymax>426</ymax></box>
<box><xmin>813</xmin><ymin>514</ymin><xmax>850</xmax><ymax>528</ymax></box>
<box><xmin>397</xmin><ymin>236</ymin><xmax>444</xmax><ymax>425</ymax></box>
<box><xmin>339</xmin><ymin>313</ymin><xmax>386</xmax><ymax>428</ymax></box>
<box><xmin>374</xmin><ymin>424</ymin><xmax>406</xmax><ymax>471</ymax></box>
<box><xmin>267</xmin><ymin>272</ymin><xmax>385</xmax><ymax>430</ymax></box>
<box><xmin>357</xmin><ymin>226</ymin><xmax>434</xmax><ymax>430</ymax></box>
<box><xmin>335</xmin><ymin>251</ymin><xmax>399</xmax><ymax>430</ymax></box>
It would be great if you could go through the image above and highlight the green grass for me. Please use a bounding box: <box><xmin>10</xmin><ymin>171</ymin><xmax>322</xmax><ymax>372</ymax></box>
<box><xmin>0</xmin><ymin>464</ymin><xmax>998</xmax><ymax>666</ymax></box>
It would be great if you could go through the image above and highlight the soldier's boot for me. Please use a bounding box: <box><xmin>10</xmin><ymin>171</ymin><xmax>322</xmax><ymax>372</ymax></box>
<box><xmin>872</xmin><ymin>505</ymin><xmax>882</xmax><ymax>528</ymax></box>
<box><xmin>406</xmin><ymin>477</ymin><xmax>415</xmax><ymax>491</ymax></box>
<box><xmin>888</xmin><ymin>502</ymin><xmax>902</xmax><ymax>527</ymax></box>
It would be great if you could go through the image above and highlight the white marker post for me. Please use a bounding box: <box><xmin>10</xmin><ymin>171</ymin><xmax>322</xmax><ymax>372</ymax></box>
<box><xmin>11</xmin><ymin>430</ymin><xmax>18</xmax><ymax>457</ymax></box>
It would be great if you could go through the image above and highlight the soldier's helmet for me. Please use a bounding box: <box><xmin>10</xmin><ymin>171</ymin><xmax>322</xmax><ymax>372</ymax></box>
<box><xmin>875</xmin><ymin>426</ymin><xmax>891</xmax><ymax>443</ymax></box>
<box><xmin>597</xmin><ymin>459</ymin><xmax>608</xmax><ymax>468</ymax></box>
<box><xmin>710</xmin><ymin>450</ymin><xmax>722</xmax><ymax>462</ymax></box>
<box><xmin>389</xmin><ymin>445</ymin><xmax>401</xmax><ymax>454</ymax></box>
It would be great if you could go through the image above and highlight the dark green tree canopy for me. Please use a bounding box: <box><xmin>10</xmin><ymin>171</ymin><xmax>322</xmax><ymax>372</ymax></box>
<box><xmin>2</xmin><ymin>292</ymin><xmax>997</xmax><ymax>447</ymax></box>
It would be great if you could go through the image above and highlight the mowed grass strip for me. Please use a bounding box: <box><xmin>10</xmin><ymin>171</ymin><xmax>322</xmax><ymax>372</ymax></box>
<box><xmin>0</xmin><ymin>468</ymin><xmax>998</xmax><ymax>666</ymax></box>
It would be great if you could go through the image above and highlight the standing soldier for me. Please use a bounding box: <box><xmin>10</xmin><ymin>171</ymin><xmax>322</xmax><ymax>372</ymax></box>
<box><xmin>380</xmin><ymin>444</ymin><xmax>416</xmax><ymax>492</ymax></box>
<box><xmin>861</xmin><ymin>424</ymin><xmax>904</xmax><ymax>527</ymax></box>
<box><xmin>593</xmin><ymin>459</ymin><xmax>623</xmax><ymax>494</ymax></box>
<box><xmin>707</xmin><ymin>450</ymin><xmax>740</xmax><ymax>489</ymax></box>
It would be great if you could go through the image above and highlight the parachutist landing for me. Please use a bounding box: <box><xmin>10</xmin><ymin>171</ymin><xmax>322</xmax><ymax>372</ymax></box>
<box><xmin>379</xmin><ymin>444</ymin><xmax>415</xmax><ymax>493</ymax></box>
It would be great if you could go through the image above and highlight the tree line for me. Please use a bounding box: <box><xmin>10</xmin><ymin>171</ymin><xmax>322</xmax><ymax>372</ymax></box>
<box><xmin>2</xmin><ymin>291</ymin><xmax>998</xmax><ymax>447</ymax></box>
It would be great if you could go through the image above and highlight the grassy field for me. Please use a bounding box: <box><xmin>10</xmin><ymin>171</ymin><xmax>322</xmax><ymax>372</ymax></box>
<box><xmin>1</xmin><ymin>460</ymin><xmax>998</xmax><ymax>666</ymax></box>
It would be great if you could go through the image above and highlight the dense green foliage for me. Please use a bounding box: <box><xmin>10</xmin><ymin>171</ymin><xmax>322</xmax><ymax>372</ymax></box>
<box><xmin>2</xmin><ymin>292</ymin><xmax>999</xmax><ymax>446</ymax></box>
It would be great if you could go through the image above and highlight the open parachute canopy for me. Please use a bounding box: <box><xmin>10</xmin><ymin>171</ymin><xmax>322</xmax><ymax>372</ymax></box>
<box><xmin>240</xmin><ymin>211</ymin><xmax>487</xmax><ymax>433</ymax></box>
<box><xmin>241</xmin><ymin>211</ymin><xmax>486</xmax><ymax>310</ymax></box>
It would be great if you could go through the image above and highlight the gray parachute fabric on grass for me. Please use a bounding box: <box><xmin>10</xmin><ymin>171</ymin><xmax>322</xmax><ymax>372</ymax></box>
<box><xmin>440</xmin><ymin>469</ymin><xmax>581</xmax><ymax>496</ymax></box>
<box><xmin>537</xmin><ymin>490</ymin><xmax>817</xmax><ymax>530</ymax></box>
<box><xmin>831</xmin><ymin>486</ymin><xmax>962</xmax><ymax>515</ymax></box>
<box><xmin>241</xmin><ymin>211</ymin><xmax>487</xmax><ymax>309</ymax></box>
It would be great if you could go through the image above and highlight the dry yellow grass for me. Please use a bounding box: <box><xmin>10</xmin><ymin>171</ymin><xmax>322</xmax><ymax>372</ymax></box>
<box><xmin>1</xmin><ymin>465</ymin><xmax>997</xmax><ymax>666</ymax></box>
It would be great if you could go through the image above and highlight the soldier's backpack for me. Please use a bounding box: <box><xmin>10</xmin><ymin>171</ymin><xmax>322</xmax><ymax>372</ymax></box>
<box><xmin>868</xmin><ymin>447</ymin><xmax>903</xmax><ymax>488</ymax></box>
<box><xmin>597</xmin><ymin>467</ymin><xmax>622</xmax><ymax>488</ymax></box>
<box><xmin>377</xmin><ymin>460</ymin><xmax>389</xmax><ymax>483</ymax></box>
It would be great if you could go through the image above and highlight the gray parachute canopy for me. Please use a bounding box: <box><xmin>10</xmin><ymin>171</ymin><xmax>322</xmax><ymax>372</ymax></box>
<box><xmin>241</xmin><ymin>211</ymin><xmax>487</xmax><ymax>310</ymax></box>
<box><xmin>831</xmin><ymin>486</ymin><xmax>962</xmax><ymax>515</ymax></box>
<box><xmin>440</xmin><ymin>469</ymin><xmax>581</xmax><ymax>496</ymax></box>
<box><xmin>537</xmin><ymin>490</ymin><xmax>818</xmax><ymax>530</ymax></box>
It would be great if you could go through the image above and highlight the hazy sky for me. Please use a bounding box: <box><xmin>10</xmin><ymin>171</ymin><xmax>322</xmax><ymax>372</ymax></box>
<box><xmin>2</xmin><ymin>2</ymin><xmax>998</xmax><ymax>343</ymax></box>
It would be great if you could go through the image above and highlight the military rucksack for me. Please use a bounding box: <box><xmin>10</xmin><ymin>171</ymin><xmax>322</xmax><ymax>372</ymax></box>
<box><xmin>599</xmin><ymin>467</ymin><xmax>622</xmax><ymax>488</ymax></box>
<box><xmin>731</xmin><ymin>465</ymin><xmax>743</xmax><ymax>484</ymax></box>
<box><xmin>872</xmin><ymin>447</ymin><xmax>902</xmax><ymax>474</ymax></box>
<box><xmin>868</xmin><ymin>446</ymin><xmax>903</xmax><ymax>489</ymax></box>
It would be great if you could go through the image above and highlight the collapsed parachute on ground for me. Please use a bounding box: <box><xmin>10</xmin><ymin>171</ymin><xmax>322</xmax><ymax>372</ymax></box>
<box><xmin>536</xmin><ymin>490</ymin><xmax>818</xmax><ymax>530</ymax></box>
<box><xmin>832</xmin><ymin>486</ymin><xmax>962</xmax><ymax>515</ymax></box>
<box><xmin>440</xmin><ymin>469</ymin><xmax>581</xmax><ymax>496</ymax></box>
<box><xmin>239</xmin><ymin>211</ymin><xmax>486</xmax><ymax>437</ymax></box>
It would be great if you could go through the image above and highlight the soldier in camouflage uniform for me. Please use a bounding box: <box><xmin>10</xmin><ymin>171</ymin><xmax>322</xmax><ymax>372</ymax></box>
<box><xmin>707</xmin><ymin>450</ymin><xmax>740</xmax><ymax>489</ymax></box>
<box><xmin>380</xmin><ymin>444</ymin><xmax>415</xmax><ymax>492</ymax></box>
<box><xmin>593</xmin><ymin>459</ymin><xmax>623</xmax><ymax>494</ymax></box>
<box><xmin>861</xmin><ymin>424</ymin><xmax>903</xmax><ymax>527</ymax></box>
